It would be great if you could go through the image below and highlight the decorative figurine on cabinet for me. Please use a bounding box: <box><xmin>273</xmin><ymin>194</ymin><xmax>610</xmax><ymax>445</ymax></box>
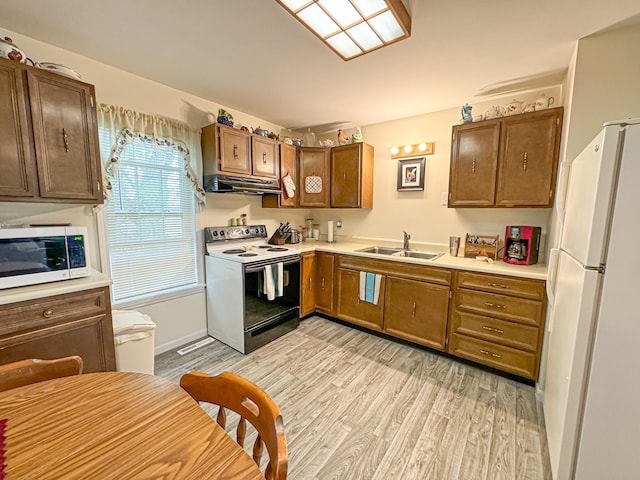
<box><xmin>351</xmin><ymin>126</ymin><xmax>364</xmax><ymax>143</ymax></box>
<box><xmin>337</xmin><ymin>129</ymin><xmax>349</xmax><ymax>145</ymax></box>
<box><xmin>461</xmin><ymin>103</ymin><xmax>473</xmax><ymax>123</ymax></box>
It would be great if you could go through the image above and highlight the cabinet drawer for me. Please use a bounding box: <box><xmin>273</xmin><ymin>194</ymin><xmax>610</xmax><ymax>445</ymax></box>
<box><xmin>0</xmin><ymin>288</ymin><xmax>108</xmax><ymax>337</ymax></box>
<box><xmin>456</xmin><ymin>271</ymin><xmax>544</xmax><ymax>300</ymax></box>
<box><xmin>449</xmin><ymin>333</ymin><xmax>537</xmax><ymax>379</ymax></box>
<box><xmin>456</xmin><ymin>288</ymin><xmax>542</xmax><ymax>326</ymax></box>
<box><xmin>450</xmin><ymin>310</ymin><xmax>538</xmax><ymax>352</ymax></box>
<box><xmin>338</xmin><ymin>255</ymin><xmax>451</xmax><ymax>285</ymax></box>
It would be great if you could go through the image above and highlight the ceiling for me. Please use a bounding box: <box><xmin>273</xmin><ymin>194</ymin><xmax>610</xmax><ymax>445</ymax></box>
<box><xmin>1</xmin><ymin>0</ymin><xmax>639</xmax><ymax>131</ymax></box>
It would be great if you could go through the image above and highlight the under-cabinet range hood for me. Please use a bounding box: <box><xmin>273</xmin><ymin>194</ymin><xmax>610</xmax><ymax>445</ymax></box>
<box><xmin>203</xmin><ymin>174</ymin><xmax>282</xmax><ymax>195</ymax></box>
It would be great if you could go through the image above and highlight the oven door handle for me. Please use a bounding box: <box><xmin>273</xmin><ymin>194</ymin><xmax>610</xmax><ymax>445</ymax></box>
<box><xmin>244</xmin><ymin>258</ymin><xmax>299</xmax><ymax>273</ymax></box>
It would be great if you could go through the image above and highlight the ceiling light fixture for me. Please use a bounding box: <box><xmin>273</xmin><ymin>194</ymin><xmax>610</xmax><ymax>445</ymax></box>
<box><xmin>275</xmin><ymin>0</ymin><xmax>411</xmax><ymax>61</ymax></box>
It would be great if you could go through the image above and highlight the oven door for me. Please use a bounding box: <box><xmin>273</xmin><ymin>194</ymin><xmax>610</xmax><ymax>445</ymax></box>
<box><xmin>243</xmin><ymin>255</ymin><xmax>300</xmax><ymax>332</ymax></box>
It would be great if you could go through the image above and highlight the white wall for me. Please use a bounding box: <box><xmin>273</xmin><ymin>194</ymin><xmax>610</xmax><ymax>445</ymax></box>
<box><xmin>312</xmin><ymin>88</ymin><xmax>563</xmax><ymax>254</ymax></box>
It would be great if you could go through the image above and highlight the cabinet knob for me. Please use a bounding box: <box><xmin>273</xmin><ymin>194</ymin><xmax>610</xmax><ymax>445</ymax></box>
<box><xmin>62</xmin><ymin>128</ymin><xmax>69</xmax><ymax>152</ymax></box>
<box><xmin>43</xmin><ymin>309</ymin><xmax>54</xmax><ymax>318</ymax></box>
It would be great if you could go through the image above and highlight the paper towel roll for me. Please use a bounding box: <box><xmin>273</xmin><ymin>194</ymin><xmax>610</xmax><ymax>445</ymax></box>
<box><xmin>327</xmin><ymin>220</ymin><xmax>334</xmax><ymax>242</ymax></box>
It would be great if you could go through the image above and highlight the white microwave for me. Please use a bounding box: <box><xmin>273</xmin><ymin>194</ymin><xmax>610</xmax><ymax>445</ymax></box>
<box><xmin>0</xmin><ymin>226</ymin><xmax>90</xmax><ymax>289</ymax></box>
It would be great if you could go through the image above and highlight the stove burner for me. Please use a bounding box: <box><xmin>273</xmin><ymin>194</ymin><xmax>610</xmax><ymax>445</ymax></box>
<box><xmin>267</xmin><ymin>247</ymin><xmax>288</xmax><ymax>252</ymax></box>
<box><xmin>222</xmin><ymin>249</ymin><xmax>245</xmax><ymax>254</ymax></box>
<box><xmin>238</xmin><ymin>253</ymin><xmax>258</xmax><ymax>257</ymax></box>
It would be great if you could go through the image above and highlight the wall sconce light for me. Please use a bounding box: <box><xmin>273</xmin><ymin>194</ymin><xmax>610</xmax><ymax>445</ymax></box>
<box><xmin>390</xmin><ymin>142</ymin><xmax>434</xmax><ymax>159</ymax></box>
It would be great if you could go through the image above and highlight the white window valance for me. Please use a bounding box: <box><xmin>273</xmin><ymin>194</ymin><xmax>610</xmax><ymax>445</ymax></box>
<box><xmin>97</xmin><ymin>103</ymin><xmax>205</xmax><ymax>205</ymax></box>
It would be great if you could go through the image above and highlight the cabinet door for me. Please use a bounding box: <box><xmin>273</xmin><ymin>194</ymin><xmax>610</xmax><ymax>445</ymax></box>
<box><xmin>298</xmin><ymin>147</ymin><xmax>330</xmax><ymax>207</ymax></box>
<box><xmin>252</xmin><ymin>136</ymin><xmax>279</xmax><ymax>179</ymax></box>
<box><xmin>331</xmin><ymin>143</ymin><xmax>361</xmax><ymax>207</ymax></box>
<box><xmin>495</xmin><ymin>109</ymin><xmax>562</xmax><ymax>206</ymax></box>
<box><xmin>0</xmin><ymin>60</ymin><xmax>37</xmax><ymax>199</ymax></box>
<box><xmin>335</xmin><ymin>268</ymin><xmax>384</xmax><ymax>331</ymax></box>
<box><xmin>300</xmin><ymin>252</ymin><xmax>316</xmax><ymax>317</ymax></box>
<box><xmin>383</xmin><ymin>276</ymin><xmax>449</xmax><ymax>350</ymax></box>
<box><xmin>279</xmin><ymin>143</ymin><xmax>298</xmax><ymax>207</ymax></box>
<box><xmin>218</xmin><ymin>125</ymin><xmax>251</xmax><ymax>175</ymax></box>
<box><xmin>27</xmin><ymin>70</ymin><xmax>102</xmax><ymax>202</ymax></box>
<box><xmin>315</xmin><ymin>252</ymin><xmax>334</xmax><ymax>314</ymax></box>
<box><xmin>448</xmin><ymin>121</ymin><xmax>500</xmax><ymax>207</ymax></box>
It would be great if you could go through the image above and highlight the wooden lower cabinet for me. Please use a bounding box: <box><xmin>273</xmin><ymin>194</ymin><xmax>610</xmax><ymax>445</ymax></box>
<box><xmin>315</xmin><ymin>252</ymin><xmax>334</xmax><ymax>314</ymax></box>
<box><xmin>448</xmin><ymin>271</ymin><xmax>546</xmax><ymax>380</ymax></box>
<box><xmin>383</xmin><ymin>276</ymin><xmax>449</xmax><ymax>351</ymax></box>
<box><xmin>335</xmin><ymin>268</ymin><xmax>385</xmax><ymax>331</ymax></box>
<box><xmin>0</xmin><ymin>287</ymin><xmax>116</xmax><ymax>373</ymax></box>
<box><xmin>300</xmin><ymin>252</ymin><xmax>316</xmax><ymax>317</ymax></box>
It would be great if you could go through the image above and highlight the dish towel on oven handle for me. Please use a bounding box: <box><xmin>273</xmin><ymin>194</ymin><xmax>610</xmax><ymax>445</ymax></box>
<box><xmin>358</xmin><ymin>271</ymin><xmax>381</xmax><ymax>304</ymax></box>
<box><xmin>264</xmin><ymin>263</ymin><xmax>284</xmax><ymax>301</ymax></box>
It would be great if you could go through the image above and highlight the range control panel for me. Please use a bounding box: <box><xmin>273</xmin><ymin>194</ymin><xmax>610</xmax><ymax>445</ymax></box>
<box><xmin>204</xmin><ymin>225</ymin><xmax>267</xmax><ymax>243</ymax></box>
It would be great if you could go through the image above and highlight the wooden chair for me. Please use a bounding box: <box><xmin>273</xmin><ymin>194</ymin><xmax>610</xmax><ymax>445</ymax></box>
<box><xmin>180</xmin><ymin>371</ymin><xmax>288</xmax><ymax>480</ymax></box>
<box><xmin>0</xmin><ymin>356</ymin><xmax>84</xmax><ymax>393</ymax></box>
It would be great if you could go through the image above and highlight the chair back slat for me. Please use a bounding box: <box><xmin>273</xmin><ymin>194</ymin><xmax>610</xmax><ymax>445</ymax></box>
<box><xmin>0</xmin><ymin>356</ymin><xmax>83</xmax><ymax>393</ymax></box>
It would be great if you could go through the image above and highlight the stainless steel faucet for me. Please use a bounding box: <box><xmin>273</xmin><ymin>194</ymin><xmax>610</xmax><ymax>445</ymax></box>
<box><xmin>403</xmin><ymin>231</ymin><xmax>411</xmax><ymax>250</ymax></box>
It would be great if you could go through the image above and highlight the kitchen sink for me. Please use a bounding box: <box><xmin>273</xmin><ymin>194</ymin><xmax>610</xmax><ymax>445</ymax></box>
<box><xmin>356</xmin><ymin>246</ymin><xmax>403</xmax><ymax>255</ymax></box>
<box><xmin>356</xmin><ymin>246</ymin><xmax>443</xmax><ymax>261</ymax></box>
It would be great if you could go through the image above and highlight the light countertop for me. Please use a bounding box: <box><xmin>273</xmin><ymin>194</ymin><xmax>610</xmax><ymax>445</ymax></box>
<box><xmin>285</xmin><ymin>240</ymin><xmax>547</xmax><ymax>281</ymax></box>
<box><xmin>0</xmin><ymin>270</ymin><xmax>112</xmax><ymax>306</ymax></box>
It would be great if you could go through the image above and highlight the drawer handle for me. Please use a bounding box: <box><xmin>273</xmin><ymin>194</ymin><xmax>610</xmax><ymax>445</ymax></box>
<box><xmin>480</xmin><ymin>349</ymin><xmax>502</xmax><ymax>359</ymax></box>
<box><xmin>472</xmin><ymin>158</ymin><xmax>476</xmax><ymax>174</ymax></box>
<box><xmin>233</xmin><ymin>144</ymin><xmax>238</xmax><ymax>159</ymax></box>
<box><xmin>487</xmin><ymin>282</ymin><xmax>508</xmax><ymax>289</ymax></box>
<box><xmin>343</xmin><ymin>172</ymin><xmax>347</xmax><ymax>182</ymax></box>
<box><xmin>321</xmin><ymin>277</ymin><xmax>325</xmax><ymax>289</ymax></box>
<box><xmin>484</xmin><ymin>302</ymin><xmax>506</xmax><ymax>309</ymax></box>
<box><xmin>43</xmin><ymin>309</ymin><xmax>54</xmax><ymax>318</ymax></box>
<box><xmin>262</xmin><ymin>151</ymin><xmax>267</xmax><ymax>164</ymax></box>
<box><xmin>412</xmin><ymin>302</ymin><xmax>416</xmax><ymax>317</ymax></box>
<box><xmin>482</xmin><ymin>325</ymin><xmax>504</xmax><ymax>334</ymax></box>
<box><xmin>62</xmin><ymin>128</ymin><xmax>69</xmax><ymax>152</ymax></box>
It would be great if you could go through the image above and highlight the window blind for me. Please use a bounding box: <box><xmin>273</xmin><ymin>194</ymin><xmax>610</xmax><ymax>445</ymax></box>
<box><xmin>102</xmin><ymin>133</ymin><xmax>197</xmax><ymax>302</ymax></box>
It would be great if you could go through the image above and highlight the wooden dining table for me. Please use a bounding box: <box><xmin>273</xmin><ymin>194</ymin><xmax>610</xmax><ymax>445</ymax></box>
<box><xmin>0</xmin><ymin>371</ymin><xmax>263</xmax><ymax>479</ymax></box>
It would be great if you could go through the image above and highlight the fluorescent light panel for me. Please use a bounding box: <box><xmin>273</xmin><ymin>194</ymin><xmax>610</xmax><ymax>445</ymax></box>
<box><xmin>276</xmin><ymin>0</ymin><xmax>411</xmax><ymax>61</ymax></box>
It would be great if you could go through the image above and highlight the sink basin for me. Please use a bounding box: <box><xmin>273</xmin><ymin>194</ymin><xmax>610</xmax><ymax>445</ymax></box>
<box><xmin>395</xmin><ymin>251</ymin><xmax>443</xmax><ymax>261</ymax></box>
<box><xmin>356</xmin><ymin>246</ymin><xmax>443</xmax><ymax>261</ymax></box>
<box><xmin>356</xmin><ymin>246</ymin><xmax>403</xmax><ymax>255</ymax></box>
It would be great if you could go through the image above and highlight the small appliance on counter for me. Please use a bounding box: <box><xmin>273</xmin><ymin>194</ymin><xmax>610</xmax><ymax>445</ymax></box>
<box><xmin>503</xmin><ymin>226</ymin><xmax>541</xmax><ymax>265</ymax></box>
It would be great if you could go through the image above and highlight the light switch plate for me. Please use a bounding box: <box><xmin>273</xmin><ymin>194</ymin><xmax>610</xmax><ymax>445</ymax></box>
<box><xmin>440</xmin><ymin>192</ymin><xmax>448</xmax><ymax>206</ymax></box>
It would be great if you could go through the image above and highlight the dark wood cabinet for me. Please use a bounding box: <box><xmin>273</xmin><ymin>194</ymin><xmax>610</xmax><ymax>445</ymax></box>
<box><xmin>448</xmin><ymin>107</ymin><xmax>563</xmax><ymax>208</ymax></box>
<box><xmin>298</xmin><ymin>147</ymin><xmax>330</xmax><ymax>208</ymax></box>
<box><xmin>383</xmin><ymin>276</ymin><xmax>450</xmax><ymax>351</ymax></box>
<box><xmin>448</xmin><ymin>120</ymin><xmax>500</xmax><ymax>207</ymax></box>
<box><xmin>315</xmin><ymin>252</ymin><xmax>334</xmax><ymax>314</ymax></box>
<box><xmin>263</xmin><ymin>143</ymin><xmax>297</xmax><ymax>208</ymax></box>
<box><xmin>447</xmin><ymin>271</ymin><xmax>546</xmax><ymax>380</ymax></box>
<box><xmin>0</xmin><ymin>287</ymin><xmax>116</xmax><ymax>373</ymax></box>
<box><xmin>251</xmin><ymin>135</ymin><xmax>279</xmax><ymax>179</ymax></box>
<box><xmin>0</xmin><ymin>58</ymin><xmax>102</xmax><ymax>204</ymax></box>
<box><xmin>330</xmin><ymin>143</ymin><xmax>374</xmax><ymax>208</ymax></box>
<box><xmin>336</xmin><ymin>267</ymin><xmax>385</xmax><ymax>331</ymax></box>
<box><xmin>300</xmin><ymin>252</ymin><xmax>316</xmax><ymax>317</ymax></box>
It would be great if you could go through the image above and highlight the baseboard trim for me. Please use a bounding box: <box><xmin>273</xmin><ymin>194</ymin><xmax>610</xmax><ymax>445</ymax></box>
<box><xmin>154</xmin><ymin>329</ymin><xmax>208</xmax><ymax>355</ymax></box>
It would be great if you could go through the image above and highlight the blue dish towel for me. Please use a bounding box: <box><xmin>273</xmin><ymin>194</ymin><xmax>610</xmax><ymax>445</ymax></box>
<box><xmin>365</xmin><ymin>272</ymin><xmax>375</xmax><ymax>303</ymax></box>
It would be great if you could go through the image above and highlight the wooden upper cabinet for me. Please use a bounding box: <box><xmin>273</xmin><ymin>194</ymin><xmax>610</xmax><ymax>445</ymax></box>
<box><xmin>0</xmin><ymin>60</ymin><xmax>36</xmax><ymax>198</ymax></box>
<box><xmin>496</xmin><ymin>109</ymin><xmax>563</xmax><ymax>207</ymax></box>
<box><xmin>217</xmin><ymin>124</ymin><xmax>251</xmax><ymax>175</ymax></box>
<box><xmin>0</xmin><ymin>58</ymin><xmax>102</xmax><ymax>204</ymax></box>
<box><xmin>27</xmin><ymin>70</ymin><xmax>101</xmax><ymax>202</ymax></box>
<box><xmin>251</xmin><ymin>135</ymin><xmax>279</xmax><ymax>179</ymax></box>
<box><xmin>330</xmin><ymin>143</ymin><xmax>374</xmax><ymax>208</ymax></box>
<box><xmin>448</xmin><ymin>120</ymin><xmax>500</xmax><ymax>207</ymax></box>
<box><xmin>448</xmin><ymin>107</ymin><xmax>563</xmax><ymax>208</ymax></box>
<box><xmin>279</xmin><ymin>143</ymin><xmax>297</xmax><ymax>207</ymax></box>
<box><xmin>298</xmin><ymin>147</ymin><xmax>330</xmax><ymax>208</ymax></box>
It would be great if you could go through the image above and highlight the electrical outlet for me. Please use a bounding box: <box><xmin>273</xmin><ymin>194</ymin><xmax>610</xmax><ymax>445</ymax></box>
<box><xmin>440</xmin><ymin>192</ymin><xmax>448</xmax><ymax>206</ymax></box>
<box><xmin>335</xmin><ymin>220</ymin><xmax>343</xmax><ymax>228</ymax></box>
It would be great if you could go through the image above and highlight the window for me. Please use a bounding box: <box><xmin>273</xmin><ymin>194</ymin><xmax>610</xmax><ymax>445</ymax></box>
<box><xmin>100</xmin><ymin>130</ymin><xmax>198</xmax><ymax>303</ymax></box>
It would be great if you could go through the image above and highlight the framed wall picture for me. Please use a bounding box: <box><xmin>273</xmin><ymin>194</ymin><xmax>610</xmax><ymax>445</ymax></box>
<box><xmin>397</xmin><ymin>157</ymin><xmax>426</xmax><ymax>191</ymax></box>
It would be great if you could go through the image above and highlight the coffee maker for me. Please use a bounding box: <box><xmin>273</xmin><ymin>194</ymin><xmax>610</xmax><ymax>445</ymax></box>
<box><xmin>503</xmin><ymin>226</ymin><xmax>541</xmax><ymax>265</ymax></box>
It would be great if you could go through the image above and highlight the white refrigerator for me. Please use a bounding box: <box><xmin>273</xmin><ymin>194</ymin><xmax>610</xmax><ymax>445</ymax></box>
<box><xmin>544</xmin><ymin>118</ymin><xmax>640</xmax><ymax>480</ymax></box>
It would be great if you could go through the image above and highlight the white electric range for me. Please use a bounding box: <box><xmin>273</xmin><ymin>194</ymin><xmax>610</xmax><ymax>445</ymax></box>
<box><xmin>204</xmin><ymin>225</ymin><xmax>300</xmax><ymax>353</ymax></box>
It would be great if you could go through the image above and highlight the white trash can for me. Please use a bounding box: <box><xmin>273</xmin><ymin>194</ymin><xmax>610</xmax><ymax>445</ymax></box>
<box><xmin>112</xmin><ymin>310</ymin><xmax>156</xmax><ymax>375</ymax></box>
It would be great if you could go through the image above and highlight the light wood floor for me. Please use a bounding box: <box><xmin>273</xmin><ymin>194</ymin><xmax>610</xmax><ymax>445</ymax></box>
<box><xmin>155</xmin><ymin>316</ymin><xmax>552</xmax><ymax>480</ymax></box>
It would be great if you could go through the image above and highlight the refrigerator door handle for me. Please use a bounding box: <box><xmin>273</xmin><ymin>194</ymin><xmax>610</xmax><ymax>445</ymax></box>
<box><xmin>546</xmin><ymin>248</ymin><xmax>561</xmax><ymax>330</ymax></box>
<box><xmin>556</xmin><ymin>160</ymin><xmax>571</xmax><ymax>226</ymax></box>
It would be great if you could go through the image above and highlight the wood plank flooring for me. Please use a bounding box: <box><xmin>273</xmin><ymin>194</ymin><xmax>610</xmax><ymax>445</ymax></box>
<box><xmin>155</xmin><ymin>316</ymin><xmax>552</xmax><ymax>480</ymax></box>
